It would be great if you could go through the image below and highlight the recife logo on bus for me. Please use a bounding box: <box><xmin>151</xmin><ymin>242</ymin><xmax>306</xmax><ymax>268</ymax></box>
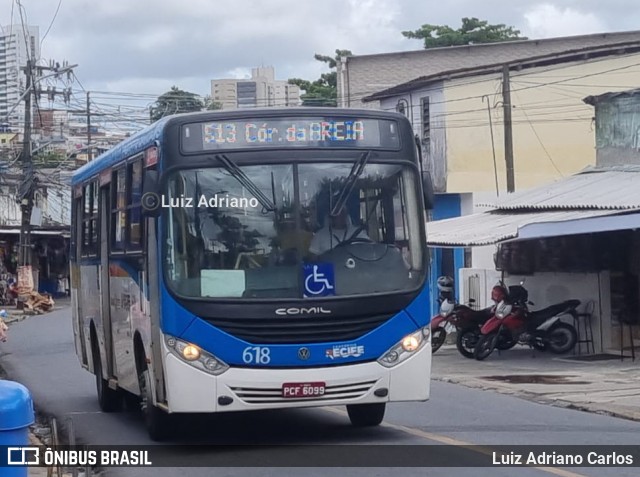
<box><xmin>325</xmin><ymin>344</ymin><xmax>365</xmax><ymax>360</ymax></box>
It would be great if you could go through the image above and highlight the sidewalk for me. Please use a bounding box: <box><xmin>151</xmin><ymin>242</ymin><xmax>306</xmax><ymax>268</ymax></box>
<box><xmin>432</xmin><ymin>345</ymin><xmax>640</xmax><ymax>421</ymax></box>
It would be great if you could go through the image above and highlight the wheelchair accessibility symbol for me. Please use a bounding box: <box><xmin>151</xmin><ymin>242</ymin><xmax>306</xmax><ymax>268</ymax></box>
<box><xmin>303</xmin><ymin>263</ymin><xmax>335</xmax><ymax>297</ymax></box>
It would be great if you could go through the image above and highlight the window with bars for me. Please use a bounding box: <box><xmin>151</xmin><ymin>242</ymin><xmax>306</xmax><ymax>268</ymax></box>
<box><xmin>421</xmin><ymin>97</ymin><xmax>430</xmax><ymax>144</ymax></box>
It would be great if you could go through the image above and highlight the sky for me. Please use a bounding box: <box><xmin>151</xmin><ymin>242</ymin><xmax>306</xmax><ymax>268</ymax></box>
<box><xmin>2</xmin><ymin>0</ymin><xmax>640</xmax><ymax>112</ymax></box>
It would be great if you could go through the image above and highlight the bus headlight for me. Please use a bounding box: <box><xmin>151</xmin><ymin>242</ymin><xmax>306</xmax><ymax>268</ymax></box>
<box><xmin>182</xmin><ymin>345</ymin><xmax>200</xmax><ymax>361</ymax></box>
<box><xmin>378</xmin><ymin>326</ymin><xmax>429</xmax><ymax>368</ymax></box>
<box><xmin>164</xmin><ymin>335</ymin><xmax>229</xmax><ymax>376</ymax></box>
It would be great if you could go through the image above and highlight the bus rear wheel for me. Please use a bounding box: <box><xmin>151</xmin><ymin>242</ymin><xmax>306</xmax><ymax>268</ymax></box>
<box><xmin>139</xmin><ymin>368</ymin><xmax>171</xmax><ymax>441</ymax></box>
<box><xmin>346</xmin><ymin>403</ymin><xmax>386</xmax><ymax>427</ymax></box>
<box><xmin>93</xmin><ymin>345</ymin><xmax>121</xmax><ymax>412</ymax></box>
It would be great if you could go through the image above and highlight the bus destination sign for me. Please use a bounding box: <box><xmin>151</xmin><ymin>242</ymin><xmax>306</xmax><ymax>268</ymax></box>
<box><xmin>181</xmin><ymin>118</ymin><xmax>400</xmax><ymax>151</ymax></box>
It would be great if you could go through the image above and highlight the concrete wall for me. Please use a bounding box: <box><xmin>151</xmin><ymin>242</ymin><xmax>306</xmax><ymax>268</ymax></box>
<box><xmin>443</xmin><ymin>53</ymin><xmax>640</xmax><ymax>194</ymax></box>
<box><xmin>597</xmin><ymin>147</ymin><xmax>640</xmax><ymax>165</ymax></box>
<box><xmin>593</xmin><ymin>94</ymin><xmax>640</xmax><ymax>166</ymax></box>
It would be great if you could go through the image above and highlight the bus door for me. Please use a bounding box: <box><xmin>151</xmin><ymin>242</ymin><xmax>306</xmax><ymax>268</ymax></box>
<box><xmin>100</xmin><ymin>183</ymin><xmax>116</xmax><ymax>378</ymax></box>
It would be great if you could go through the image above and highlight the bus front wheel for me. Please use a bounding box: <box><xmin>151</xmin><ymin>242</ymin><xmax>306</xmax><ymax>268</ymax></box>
<box><xmin>346</xmin><ymin>403</ymin><xmax>386</xmax><ymax>427</ymax></box>
<box><xmin>139</xmin><ymin>368</ymin><xmax>171</xmax><ymax>441</ymax></box>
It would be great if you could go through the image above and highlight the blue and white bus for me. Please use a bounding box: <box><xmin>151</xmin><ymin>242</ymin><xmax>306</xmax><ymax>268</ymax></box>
<box><xmin>70</xmin><ymin>108</ymin><xmax>433</xmax><ymax>440</ymax></box>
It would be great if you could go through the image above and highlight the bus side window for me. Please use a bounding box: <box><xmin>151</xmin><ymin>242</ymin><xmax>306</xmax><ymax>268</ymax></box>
<box><xmin>81</xmin><ymin>181</ymin><xmax>99</xmax><ymax>257</ymax></box>
<box><xmin>127</xmin><ymin>159</ymin><xmax>143</xmax><ymax>250</ymax></box>
<box><xmin>111</xmin><ymin>168</ymin><xmax>127</xmax><ymax>252</ymax></box>
<box><xmin>110</xmin><ymin>158</ymin><xmax>145</xmax><ymax>255</ymax></box>
<box><xmin>71</xmin><ymin>197</ymin><xmax>82</xmax><ymax>261</ymax></box>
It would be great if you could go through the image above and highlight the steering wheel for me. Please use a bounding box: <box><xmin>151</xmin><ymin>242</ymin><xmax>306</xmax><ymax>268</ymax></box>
<box><xmin>337</xmin><ymin>236</ymin><xmax>376</xmax><ymax>247</ymax></box>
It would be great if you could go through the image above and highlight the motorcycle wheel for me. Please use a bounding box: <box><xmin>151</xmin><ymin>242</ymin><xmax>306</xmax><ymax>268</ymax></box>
<box><xmin>474</xmin><ymin>333</ymin><xmax>497</xmax><ymax>361</ymax></box>
<box><xmin>496</xmin><ymin>335</ymin><xmax>517</xmax><ymax>350</ymax></box>
<box><xmin>431</xmin><ymin>328</ymin><xmax>447</xmax><ymax>353</ymax></box>
<box><xmin>547</xmin><ymin>323</ymin><xmax>578</xmax><ymax>354</ymax></box>
<box><xmin>456</xmin><ymin>328</ymin><xmax>478</xmax><ymax>359</ymax></box>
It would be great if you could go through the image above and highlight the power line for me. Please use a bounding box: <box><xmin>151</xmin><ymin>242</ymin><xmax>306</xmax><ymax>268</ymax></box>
<box><xmin>40</xmin><ymin>0</ymin><xmax>63</xmax><ymax>48</ymax></box>
<box><xmin>514</xmin><ymin>89</ymin><xmax>564</xmax><ymax>178</ymax></box>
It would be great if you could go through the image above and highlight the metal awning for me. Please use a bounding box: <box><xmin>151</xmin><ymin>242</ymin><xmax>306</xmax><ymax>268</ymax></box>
<box><xmin>426</xmin><ymin>209</ymin><xmax>640</xmax><ymax>247</ymax></box>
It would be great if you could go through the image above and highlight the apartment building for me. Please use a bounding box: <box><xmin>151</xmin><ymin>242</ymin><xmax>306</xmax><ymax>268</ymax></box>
<box><xmin>0</xmin><ymin>24</ymin><xmax>40</xmax><ymax>133</ymax></box>
<box><xmin>211</xmin><ymin>66</ymin><xmax>301</xmax><ymax>109</ymax></box>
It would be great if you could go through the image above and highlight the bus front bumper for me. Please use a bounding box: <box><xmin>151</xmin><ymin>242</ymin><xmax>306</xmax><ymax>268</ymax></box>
<box><xmin>161</xmin><ymin>341</ymin><xmax>431</xmax><ymax>413</ymax></box>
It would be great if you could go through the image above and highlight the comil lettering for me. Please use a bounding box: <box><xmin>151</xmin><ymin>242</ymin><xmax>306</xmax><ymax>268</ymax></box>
<box><xmin>275</xmin><ymin>307</ymin><xmax>332</xmax><ymax>316</ymax></box>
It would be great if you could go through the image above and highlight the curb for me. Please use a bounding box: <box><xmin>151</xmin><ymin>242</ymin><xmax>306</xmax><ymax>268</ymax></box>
<box><xmin>433</xmin><ymin>375</ymin><xmax>640</xmax><ymax>423</ymax></box>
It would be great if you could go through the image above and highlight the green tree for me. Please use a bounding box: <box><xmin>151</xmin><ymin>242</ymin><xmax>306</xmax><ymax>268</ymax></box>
<box><xmin>402</xmin><ymin>17</ymin><xmax>525</xmax><ymax>49</ymax></box>
<box><xmin>289</xmin><ymin>49</ymin><xmax>353</xmax><ymax>106</ymax></box>
<box><xmin>150</xmin><ymin>86</ymin><xmax>204</xmax><ymax>121</ymax></box>
<box><xmin>203</xmin><ymin>95</ymin><xmax>223</xmax><ymax>110</ymax></box>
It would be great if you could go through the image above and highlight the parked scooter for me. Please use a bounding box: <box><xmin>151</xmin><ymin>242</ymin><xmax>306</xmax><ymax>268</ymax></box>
<box><xmin>473</xmin><ymin>281</ymin><xmax>579</xmax><ymax>361</ymax></box>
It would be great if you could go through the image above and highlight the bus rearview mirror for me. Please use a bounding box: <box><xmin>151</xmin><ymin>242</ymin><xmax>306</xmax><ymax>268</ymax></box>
<box><xmin>422</xmin><ymin>171</ymin><xmax>435</xmax><ymax>210</ymax></box>
<box><xmin>141</xmin><ymin>170</ymin><xmax>161</xmax><ymax>218</ymax></box>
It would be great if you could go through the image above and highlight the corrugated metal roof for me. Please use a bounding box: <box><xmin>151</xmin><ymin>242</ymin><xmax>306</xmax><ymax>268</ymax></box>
<box><xmin>485</xmin><ymin>167</ymin><xmax>640</xmax><ymax>211</ymax></box>
<box><xmin>426</xmin><ymin>209</ymin><xmax>637</xmax><ymax>247</ymax></box>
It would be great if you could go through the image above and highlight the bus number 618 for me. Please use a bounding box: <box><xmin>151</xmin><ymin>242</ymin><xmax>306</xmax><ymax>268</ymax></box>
<box><xmin>242</xmin><ymin>346</ymin><xmax>271</xmax><ymax>364</ymax></box>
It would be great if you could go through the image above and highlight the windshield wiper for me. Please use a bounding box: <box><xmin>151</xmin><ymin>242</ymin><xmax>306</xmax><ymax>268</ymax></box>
<box><xmin>208</xmin><ymin>154</ymin><xmax>276</xmax><ymax>211</ymax></box>
<box><xmin>330</xmin><ymin>151</ymin><xmax>371</xmax><ymax>217</ymax></box>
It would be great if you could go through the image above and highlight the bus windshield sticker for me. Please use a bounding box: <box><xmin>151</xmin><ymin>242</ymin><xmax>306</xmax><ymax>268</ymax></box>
<box><xmin>181</xmin><ymin>118</ymin><xmax>400</xmax><ymax>151</ymax></box>
<box><xmin>201</xmin><ymin>270</ymin><xmax>245</xmax><ymax>297</ymax></box>
<box><xmin>303</xmin><ymin>263</ymin><xmax>335</xmax><ymax>298</ymax></box>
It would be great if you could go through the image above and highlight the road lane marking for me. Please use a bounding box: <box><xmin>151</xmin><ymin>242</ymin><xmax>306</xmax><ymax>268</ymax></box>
<box><xmin>321</xmin><ymin>407</ymin><xmax>589</xmax><ymax>477</ymax></box>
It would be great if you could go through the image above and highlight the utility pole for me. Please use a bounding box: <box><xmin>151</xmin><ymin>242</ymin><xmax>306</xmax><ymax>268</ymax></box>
<box><xmin>17</xmin><ymin>60</ymin><xmax>77</xmax><ymax>299</ymax></box>
<box><xmin>87</xmin><ymin>91</ymin><xmax>92</xmax><ymax>161</ymax></box>
<box><xmin>502</xmin><ymin>64</ymin><xmax>515</xmax><ymax>193</ymax></box>
<box><xmin>19</xmin><ymin>59</ymin><xmax>34</xmax><ymax>270</ymax></box>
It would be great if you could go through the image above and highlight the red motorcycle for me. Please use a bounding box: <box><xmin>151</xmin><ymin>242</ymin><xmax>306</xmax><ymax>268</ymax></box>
<box><xmin>473</xmin><ymin>282</ymin><xmax>579</xmax><ymax>361</ymax></box>
<box><xmin>431</xmin><ymin>278</ymin><xmax>513</xmax><ymax>358</ymax></box>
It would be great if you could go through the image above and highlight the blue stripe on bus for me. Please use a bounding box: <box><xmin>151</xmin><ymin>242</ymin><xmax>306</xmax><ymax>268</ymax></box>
<box><xmin>180</xmin><ymin>310</ymin><xmax>416</xmax><ymax>367</ymax></box>
<box><xmin>159</xmin><ymin>289</ymin><xmax>430</xmax><ymax>368</ymax></box>
<box><xmin>403</xmin><ymin>285</ymin><xmax>432</xmax><ymax>327</ymax></box>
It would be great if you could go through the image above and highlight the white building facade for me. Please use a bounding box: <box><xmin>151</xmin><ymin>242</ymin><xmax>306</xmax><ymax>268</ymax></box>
<box><xmin>211</xmin><ymin>66</ymin><xmax>300</xmax><ymax>110</ymax></box>
<box><xmin>0</xmin><ymin>24</ymin><xmax>40</xmax><ymax>133</ymax></box>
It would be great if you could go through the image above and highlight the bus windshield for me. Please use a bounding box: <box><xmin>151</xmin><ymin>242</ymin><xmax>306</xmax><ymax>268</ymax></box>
<box><xmin>164</xmin><ymin>160</ymin><xmax>425</xmax><ymax>299</ymax></box>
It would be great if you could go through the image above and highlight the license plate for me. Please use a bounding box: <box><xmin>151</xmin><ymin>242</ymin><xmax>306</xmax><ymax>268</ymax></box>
<box><xmin>282</xmin><ymin>382</ymin><xmax>326</xmax><ymax>398</ymax></box>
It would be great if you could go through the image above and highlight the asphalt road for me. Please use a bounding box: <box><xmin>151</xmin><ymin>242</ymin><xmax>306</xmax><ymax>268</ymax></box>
<box><xmin>2</xmin><ymin>307</ymin><xmax>640</xmax><ymax>477</ymax></box>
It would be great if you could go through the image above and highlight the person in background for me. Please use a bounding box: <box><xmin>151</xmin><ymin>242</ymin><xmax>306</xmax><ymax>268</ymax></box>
<box><xmin>0</xmin><ymin>310</ymin><xmax>8</xmax><ymax>342</ymax></box>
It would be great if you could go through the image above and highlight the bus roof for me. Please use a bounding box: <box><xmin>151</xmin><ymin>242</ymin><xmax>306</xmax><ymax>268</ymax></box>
<box><xmin>71</xmin><ymin>107</ymin><xmax>407</xmax><ymax>185</ymax></box>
